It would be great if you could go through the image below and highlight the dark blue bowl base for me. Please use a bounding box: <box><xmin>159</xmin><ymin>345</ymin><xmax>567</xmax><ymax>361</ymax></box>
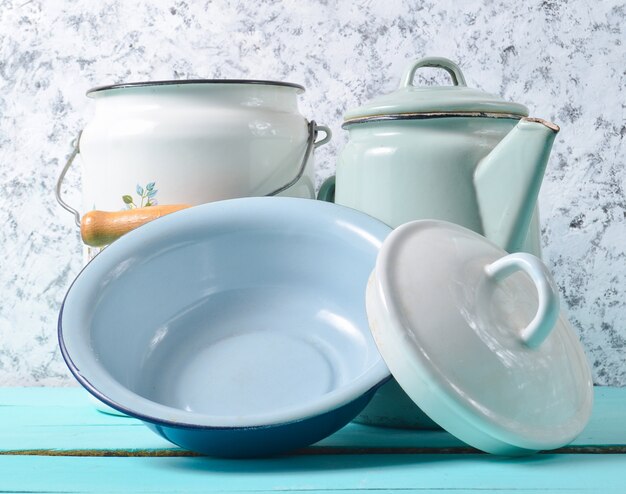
<box><xmin>144</xmin><ymin>391</ymin><xmax>375</xmax><ymax>458</ymax></box>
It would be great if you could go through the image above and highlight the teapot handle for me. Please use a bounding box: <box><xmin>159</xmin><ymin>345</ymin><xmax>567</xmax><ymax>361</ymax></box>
<box><xmin>400</xmin><ymin>57</ymin><xmax>467</xmax><ymax>88</ymax></box>
<box><xmin>317</xmin><ymin>175</ymin><xmax>336</xmax><ymax>203</ymax></box>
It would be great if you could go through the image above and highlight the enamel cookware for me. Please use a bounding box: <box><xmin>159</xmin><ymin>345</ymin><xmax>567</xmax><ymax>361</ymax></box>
<box><xmin>56</xmin><ymin>79</ymin><xmax>331</xmax><ymax>255</ymax></box>
<box><xmin>319</xmin><ymin>56</ymin><xmax>561</xmax><ymax>428</ymax></box>
<box><xmin>59</xmin><ymin>197</ymin><xmax>593</xmax><ymax>458</ymax></box>
<box><xmin>59</xmin><ymin>198</ymin><xmax>391</xmax><ymax>457</ymax></box>
<box><xmin>320</xmin><ymin>57</ymin><xmax>556</xmax><ymax>256</ymax></box>
<box><xmin>366</xmin><ymin>220</ymin><xmax>593</xmax><ymax>455</ymax></box>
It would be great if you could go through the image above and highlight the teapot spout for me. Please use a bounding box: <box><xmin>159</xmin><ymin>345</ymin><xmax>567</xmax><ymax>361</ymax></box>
<box><xmin>474</xmin><ymin>117</ymin><xmax>559</xmax><ymax>252</ymax></box>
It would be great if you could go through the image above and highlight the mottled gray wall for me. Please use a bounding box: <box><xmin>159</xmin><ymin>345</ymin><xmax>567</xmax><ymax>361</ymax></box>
<box><xmin>0</xmin><ymin>0</ymin><xmax>624</xmax><ymax>385</ymax></box>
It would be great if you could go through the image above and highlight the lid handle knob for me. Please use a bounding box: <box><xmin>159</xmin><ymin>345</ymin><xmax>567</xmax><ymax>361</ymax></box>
<box><xmin>484</xmin><ymin>252</ymin><xmax>560</xmax><ymax>349</ymax></box>
<box><xmin>400</xmin><ymin>57</ymin><xmax>467</xmax><ymax>88</ymax></box>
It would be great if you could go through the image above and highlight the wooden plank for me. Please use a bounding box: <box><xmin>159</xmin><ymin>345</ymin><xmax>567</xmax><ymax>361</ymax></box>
<box><xmin>568</xmin><ymin>386</ymin><xmax>626</xmax><ymax>446</ymax></box>
<box><xmin>0</xmin><ymin>388</ymin><xmax>176</xmax><ymax>453</ymax></box>
<box><xmin>0</xmin><ymin>387</ymin><xmax>624</xmax><ymax>454</ymax></box>
<box><xmin>1</xmin><ymin>454</ymin><xmax>626</xmax><ymax>493</ymax></box>
<box><xmin>0</xmin><ymin>386</ymin><xmax>85</xmax><ymax>407</ymax></box>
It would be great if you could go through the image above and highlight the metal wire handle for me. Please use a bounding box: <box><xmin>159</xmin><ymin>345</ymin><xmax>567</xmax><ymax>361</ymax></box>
<box><xmin>266</xmin><ymin>120</ymin><xmax>331</xmax><ymax>196</ymax></box>
<box><xmin>55</xmin><ymin>122</ymin><xmax>331</xmax><ymax>227</ymax></box>
<box><xmin>55</xmin><ymin>130</ymin><xmax>82</xmax><ymax>227</ymax></box>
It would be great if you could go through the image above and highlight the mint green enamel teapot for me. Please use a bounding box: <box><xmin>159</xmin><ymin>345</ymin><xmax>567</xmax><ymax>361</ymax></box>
<box><xmin>320</xmin><ymin>56</ymin><xmax>559</xmax><ymax>257</ymax></box>
<box><xmin>319</xmin><ymin>57</ymin><xmax>560</xmax><ymax>428</ymax></box>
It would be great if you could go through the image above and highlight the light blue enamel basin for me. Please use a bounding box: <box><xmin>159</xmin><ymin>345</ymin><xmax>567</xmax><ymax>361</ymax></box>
<box><xmin>59</xmin><ymin>197</ymin><xmax>392</xmax><ymax>457</ymax></box>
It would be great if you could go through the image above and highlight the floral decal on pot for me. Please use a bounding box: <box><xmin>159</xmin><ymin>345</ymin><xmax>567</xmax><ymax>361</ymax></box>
<box><xmin>122</xmin><ymin>182</ymin><xmax>158</xmax><ymax>209</ymax></box>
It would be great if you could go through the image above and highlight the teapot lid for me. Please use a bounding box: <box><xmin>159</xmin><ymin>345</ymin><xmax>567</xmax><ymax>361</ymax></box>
<box><xmin>344</xmin><ymin>57</ymin><xmax>529</xmax><ymax>124</ymax></box>
<box><xmin>366</xmin><ymin>220</ymin><xmax>593</xmax><ymax>455</ymax></box>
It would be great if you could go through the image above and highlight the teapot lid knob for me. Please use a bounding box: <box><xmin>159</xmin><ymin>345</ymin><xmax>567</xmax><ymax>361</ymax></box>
<box><xmin>400</xmin><ymin>57</ymin><xmax>467</xmax><ymax>88</ymax></box>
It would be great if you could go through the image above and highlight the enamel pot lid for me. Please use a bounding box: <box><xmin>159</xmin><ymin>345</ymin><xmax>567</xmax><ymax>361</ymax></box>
<box><xmin>366</xmin><ymin>220</ymin><xmax>593</xmax><ymax>455</ymax></box>
<box><xmin>344</xmin><ymin>57</ymin><xmax>528</xmax><ymax>124</ymax></box>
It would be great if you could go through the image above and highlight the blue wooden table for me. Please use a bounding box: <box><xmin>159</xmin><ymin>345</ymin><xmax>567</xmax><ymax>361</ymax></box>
<box><xmin>1</xmin><ymin>387</ymin><xmax>625</xmax><ymax>493</ymax></box>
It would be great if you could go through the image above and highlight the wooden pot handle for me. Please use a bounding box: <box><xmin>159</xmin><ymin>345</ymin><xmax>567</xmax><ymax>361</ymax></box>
<box><xmin>81</xmin><ymin>204</ymin><xmax>191</xmax><ymax>247</ymax></box>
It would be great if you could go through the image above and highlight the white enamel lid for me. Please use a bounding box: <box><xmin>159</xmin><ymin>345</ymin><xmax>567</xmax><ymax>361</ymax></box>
<box><xmin>366</xmin><ymin>220</ymin><xmax>594</xmax><ymax>455</ymax></box>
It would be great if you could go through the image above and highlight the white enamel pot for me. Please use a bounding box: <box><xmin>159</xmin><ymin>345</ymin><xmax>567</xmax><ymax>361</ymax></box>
<box><xmin>56</xmin><ymin>79</ymin><xmax>331</xmax><ymax>253</ymax></box>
